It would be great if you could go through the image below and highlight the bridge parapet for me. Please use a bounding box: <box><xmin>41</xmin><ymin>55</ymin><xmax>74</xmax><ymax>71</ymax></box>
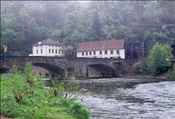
<box><xmin>1</xmin><ymin>56</ymin><xmax>124</xmax><ymax>78</ymax></box>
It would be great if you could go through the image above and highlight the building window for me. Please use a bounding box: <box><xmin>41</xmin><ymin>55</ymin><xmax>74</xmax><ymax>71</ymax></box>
<box><xmin>41</xmin><ymin>49</ymin><xmax>42</xmax><ymax>54</ymax></box>
<box><xmin>117</xmin><ymin>50</ymin><xmax>120</xmax><ymax>54</ymax></box>
<box><xmin>49</xmin><ymin>49</ymin><xmax>51</xmax><ymax>53</ymax></box>
<box><xmin>86</xmin><ymin>52</ymin><xmax>88</xmax><ymax>55</ymax></box>
<box><xmin>36</xmin><ymin>49</ymin><xmax>38</xmax><ymax>54</ymax></box>
<box><xmin>111</xmin><ymin>50</ymin><xmax>113</xmax><ymax>54</ymax></box>
<box><xmin>82</xmin><ymin>52</ymin><xmax>84</xmax><ymax>56</ymax></box>
<box><xmin>93</xmin><ymin>51</ymin><xmax>96</xmax><ymax>55</ymax></box>
<box><xmin>55</xmin><ymin>49</ymin><xmax>57</xmax><ymax>54</ymax></box>
<box><xmin>105</xmin><ymin>50</ymin><xmax>107</xmax><ymax>55</ymax></box>
<box><xmin>90</xmin><ymin>51</ymin><xmax>92</xmax><ymax>55</ymax></box>
<box><xmin>100</xmin><ymin>51</ymin><xmax>102</xmax><ymax>55</ymax></box>
<box><xmin>52</xmin><ymin>49</ymin><xmax>54</xmax><ymax>53</ymax></box>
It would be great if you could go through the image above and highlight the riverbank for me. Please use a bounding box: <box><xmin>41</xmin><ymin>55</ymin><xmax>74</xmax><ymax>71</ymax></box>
<box><xmin>1</xmin><ymin>74</ymin><xmax>89</xmax><ymax>119</ymax></box>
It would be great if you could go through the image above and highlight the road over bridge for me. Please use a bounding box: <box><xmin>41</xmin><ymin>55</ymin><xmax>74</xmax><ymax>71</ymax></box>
<box><xmin>1</xmin><ymin>56</ymin><xmax>124</xmax><ymax>78</ymax></box>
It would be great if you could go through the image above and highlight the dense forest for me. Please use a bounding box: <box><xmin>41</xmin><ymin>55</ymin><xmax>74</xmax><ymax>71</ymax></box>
<box><xmin>1</xmin><ymin>1</ymin><xmax>175</xmax><ymax>56</ymax></box>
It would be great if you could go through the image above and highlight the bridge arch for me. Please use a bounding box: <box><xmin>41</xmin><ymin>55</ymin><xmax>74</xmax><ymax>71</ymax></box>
<box><xmin>33</xmin><ymin>63</ymin><xmax>65</xmax><ymax>77</ymax></box>
<box><xmin>86</xmin><ymin>64</ymin><xmax>118</xmax><ymax>78</ymax></box>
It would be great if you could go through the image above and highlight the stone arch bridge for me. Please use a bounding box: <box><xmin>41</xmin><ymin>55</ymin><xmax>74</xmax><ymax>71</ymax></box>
<box><xmin>1</xmin><ymin>56</ymin><xmax>124</xmax><ymax>78</ymax></box>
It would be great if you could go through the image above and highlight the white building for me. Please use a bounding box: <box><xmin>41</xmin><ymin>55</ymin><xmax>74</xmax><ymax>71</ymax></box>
<box><xmin>29</xmin><ymin>38</ymin><xmax>64</xmax><ymax>57</ymax></box>
<box><xmin>76</xmin><ymin>39</ymin><xmax>125</xmax><ymax>59</ymax></box>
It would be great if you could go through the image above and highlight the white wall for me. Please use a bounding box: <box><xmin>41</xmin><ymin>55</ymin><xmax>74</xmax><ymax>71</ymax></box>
<box><xmin>29</xmin><ymin>45</ymin><xmax>64</xmax><ymax>57</ymax></box>
<box><xmin>77</xmin><ymin>49</ymin><xmax>125</xmax><ymax>59</ymax></box>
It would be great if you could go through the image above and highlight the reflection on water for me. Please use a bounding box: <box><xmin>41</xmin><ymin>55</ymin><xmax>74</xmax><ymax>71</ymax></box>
<box><xmin>77</xmin><ymin>78</ymin><xmax>175</xmax><ymax>119</ymax></box>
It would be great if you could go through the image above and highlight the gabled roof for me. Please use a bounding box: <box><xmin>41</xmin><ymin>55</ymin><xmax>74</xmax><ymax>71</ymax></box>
<box><xmin>77</xmin><ymin>39</ymin><xmax>124</xmax><ymax>52</ymax></box>
<box><xmin>33</xmin><ymin>38</ymin><xmax>62</xmax><ymax>46</ymax></box>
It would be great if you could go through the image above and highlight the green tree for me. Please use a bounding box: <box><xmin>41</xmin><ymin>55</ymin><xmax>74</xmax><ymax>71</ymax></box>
<box><xmin>148</xmin><ymin>43</ymin><xmax>173</xmax><ymax>75</ymax></box>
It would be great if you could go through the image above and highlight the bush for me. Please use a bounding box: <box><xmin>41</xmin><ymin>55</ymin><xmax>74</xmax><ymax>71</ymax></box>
<box><xmin>133</xmin><ymin>61</ymin><xmax>142</xmax><ymax>74</ymax></box>
<box><xmin>68</xmin><ymin>103</ymin><xmax>90</xmax><ymax>119</ymax></box>
<box><xmin>168</xmin><ymin>65</ymin><xmax>175</xmax><ymax>80</ymax></box>
<box><xmin>10</xmin><ymin>65</ymin><xmax>21</xmax><ymax>75</ymax></box>
<box><xmin>50</xmin><ymin>71</ymin><xmax>79</xmax><ymax>99</ymax></box>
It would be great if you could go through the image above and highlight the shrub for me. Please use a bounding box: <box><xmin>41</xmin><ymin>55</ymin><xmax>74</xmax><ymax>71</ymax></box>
<box><xmin>168</xmin><ymin>65</ymin><xmax>175</xmax><ymax>80</ymax></box>
<box><xmin>10</xmin><ymin>65</ymin><xmax>21</xmax><ymax>75</ymax></box>
<box><xmin>133</xmin><ymin>61</ymin><xmax>142</xmax><ymax>74</ymax></box>
<box><xmin>50</xmin><ymin>71</ymin><xmax>79</xmax><ymax>99</ymax></box>
<box><xmin>68</xmin><ymin>103</ymin><xmax>90</xmax><ymax>119</ymax></box>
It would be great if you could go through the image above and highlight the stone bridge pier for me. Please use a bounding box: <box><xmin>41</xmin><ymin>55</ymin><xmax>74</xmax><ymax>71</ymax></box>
<box><xmin>1</xmin><ymin>56</ymin><xmax>123</xmax><ymax>78</ymax></box>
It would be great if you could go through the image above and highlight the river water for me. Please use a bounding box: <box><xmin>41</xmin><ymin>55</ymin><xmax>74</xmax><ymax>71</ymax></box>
<box><xmin>77</xmin><ymin>78</ymin><xmax>175</xmax><ymax>119</ymax></box>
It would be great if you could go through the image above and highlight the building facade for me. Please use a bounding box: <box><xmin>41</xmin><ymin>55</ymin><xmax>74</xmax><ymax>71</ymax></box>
<box><xmin>125</xmin><ymin>42</ymin><xmax>145</xmax><ymax>59</ymax></box>
<box><xmin>76</xmin><ymin>40</ymin><xmax>125</xmax><ymax>59</ymax></box>
<box><xmin>29</xmin><ymin>38</ymin><xmax>64</xmax><ymax>57</ymax></box>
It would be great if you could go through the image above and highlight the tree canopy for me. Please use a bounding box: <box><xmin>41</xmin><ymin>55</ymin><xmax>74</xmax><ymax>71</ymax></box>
<box><xmin>148</xmin><ymin>43</ymin><xmax>173</xmax><ymax>75</ymax></box>
<box><xmin>1</xmin><ymin>1</ymin><xmax>175</xmax><ymax>56</ymax></box>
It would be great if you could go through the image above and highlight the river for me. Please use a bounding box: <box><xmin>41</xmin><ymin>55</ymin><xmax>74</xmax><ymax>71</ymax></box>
<box><xmin>77</xmin><ymin>78</ymin><xmax>175</xmax><ymax>119</ymax></box>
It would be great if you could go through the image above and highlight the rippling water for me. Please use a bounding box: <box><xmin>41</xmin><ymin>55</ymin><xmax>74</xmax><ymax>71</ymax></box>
<box><xmin>77</xmin><ymin>78</ymin><xmax>175</xmax><ymax>119</ymax></box>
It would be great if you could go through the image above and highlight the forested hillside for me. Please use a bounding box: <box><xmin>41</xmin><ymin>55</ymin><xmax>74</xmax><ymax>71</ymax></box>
<box><xmin>1</xmin><ymin>1</ymin><xmax>175</xmax><ymax>56</ymax></box>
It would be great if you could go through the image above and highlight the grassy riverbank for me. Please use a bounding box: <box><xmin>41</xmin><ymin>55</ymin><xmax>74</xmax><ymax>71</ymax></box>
<box><xmin>1</xmin><ymin>74</ymin><xmax>89</xmax><ymax>119</ymax></box>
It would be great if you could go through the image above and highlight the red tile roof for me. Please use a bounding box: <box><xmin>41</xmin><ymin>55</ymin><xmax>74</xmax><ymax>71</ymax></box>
<box><xmin>77</xmin><ymin>39</ymin><xmax>124</xmax><ymax>52</ymax></box>
<box><xmin>33</xmin><ymin>38</ymin><xmax>63</xmax><ymax>46</ymax></box>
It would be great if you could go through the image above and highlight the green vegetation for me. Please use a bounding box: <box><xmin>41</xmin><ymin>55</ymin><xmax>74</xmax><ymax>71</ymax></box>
<box><xmin>51</xmin><ymin>71</ymin><xmax>79</xmax><ymax>99</ymax></box>
<box><xmin>133</xmin><ymin>61</ymin><xmax>143</xmax><ymax>74</ymax></box>
<box><xmin>1</xmin><ymin>62</ymin><xmax>90</xmax><ymax>119</ymax></box>
<box><xmin>148</xmin><ymin>43</ymin><xmax>173</xmax><ymax>75</ymax></box>
<box><xmin>1</xmin><ymin>1</ymin><xmax>175</xmax><ymax>56</ymax></box>
<box><xmin>168</xmin><ymin>65</ymin><xmax>175</xmax><ymax>80</ymax></box>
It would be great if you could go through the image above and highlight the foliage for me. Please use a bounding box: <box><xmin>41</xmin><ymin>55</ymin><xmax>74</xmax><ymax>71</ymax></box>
<box><xmin>1</xmin><ymin>63</ymin><xmax>89</xmax><ymax>119</ymax></box>
<box><xmin>148</xmin><ymin>43</ymin><xmax>173</xmax><ymax>75</ymax></box>
<box><xmin>167</xmin><ymin>65</ymin><xmax>175</xmax><ymax>80</ymax></box>
<box><xmin>10</xmin><ymin>65</ymin><xmax>21</xmax><ymax>75</ymax></box>
<box><xmin>1</xmin><ymin>1</ymin><xmax>175</xmax><ymax>56</ymax></box>
<box><xmin>133</xmin><ymin>61</ymin><xmax>143</xmax><ymax>74</ymax></box>
<box><xmin>64</xmin><ymin>45</ymin><xmax>75</xmax><ymax>58</ymax></box>
<box><xmin>67</xmin><ymin>103</ymin><xmax>90</xmax><ymax>119</ymax></box>
<box><xmin>51</xmin><ymin>71</ymin><xmax>79</xmax><ymax>100</ymax></box>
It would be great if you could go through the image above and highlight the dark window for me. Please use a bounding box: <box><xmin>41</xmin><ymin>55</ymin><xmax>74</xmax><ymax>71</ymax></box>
<box><xmin>105</xmin><ymin>50</ymin><xmax>107</xmax><ymax>55</ymax></box>
<box><xmin>82</xmin><ymin>52</ymin><xmax>84</xmax><ymax>56</ymax></box>
<box><xmin>36</xmin><ymin>49</ymin><xmax>38</xmax><ymax>54</ymax></box>
<box><xmin>55</xmin><ymin>49</ymin><xmax>57</xmax><ymax>54</ymax></box>
<box><xmin>94</xmin><ymin>51</ymin><xmax>96</xmax><ymax>55</ymax></box>
<box><xmin>41</xmin><ymin>49</ymin><xmax>42</xmax><ymax>54</ymax></box>
<box><xmin>117</xmin><ymin>50</ymin><xmax>120</xmax><ymax>54</ymax></box>
<box><xmin>100</xmin><ymin>51</ymin><xmax>102</xmax><ymax>55</ymax></box>
<box><xmin>90</xmin><ymin>51</ymin><xmax>92</xmax><ymax>55</ymax></box>
<box><xmin>86</xmin><ymin>52</ymin><xmax>88</xmax><ymax>55</ymax></box>
<box><xmin>52</xmin><ymin>49</ymin><xmax>54</xmax><ymax>53</ymax></box>
<box><xmin>49</xmin><ymin>49</ymin><xmax>51</xmax><ymax>53</ymax></box>
<box><xmin>111</xmin><ymin>50</ymin><xmax>113</xmax><ymax>54</ymax></box>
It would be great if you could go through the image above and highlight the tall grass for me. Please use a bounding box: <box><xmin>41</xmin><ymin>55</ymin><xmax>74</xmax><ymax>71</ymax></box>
<box><xmin>1</xmin><ymin>62</ymin><xmax>90</xmax><ymax>119</ymax></box>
